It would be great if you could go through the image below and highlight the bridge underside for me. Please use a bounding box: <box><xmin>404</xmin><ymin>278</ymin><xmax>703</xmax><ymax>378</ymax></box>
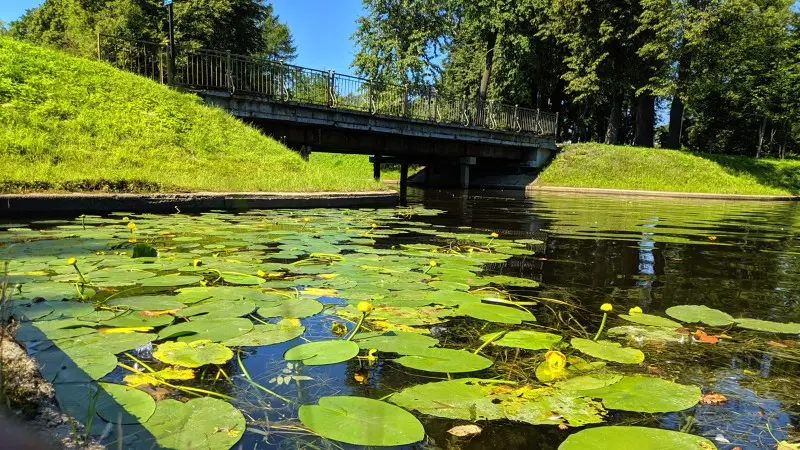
<box><xmin>199</xmin><ymin>91</ymin><xmax>557</xmax><ymax>188</ymax></box>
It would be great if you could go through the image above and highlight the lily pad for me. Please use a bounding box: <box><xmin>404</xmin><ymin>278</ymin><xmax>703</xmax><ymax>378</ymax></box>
<box><xmin>483</xmin><ymin>275</ymin><xmax>540</xmax><ymax>288</ymax></box>
<box><xmin>106</xmin><ymin>296</ymin><xmax>185</xmax><ymax>312</ymax></box>
<box><xmin>665</xmin><ymin>305</ymin><xmax>734</xmax><ymax>326</ymax></box>
<box><xmin>354</xmin><ymin>331</ymin><xmax>438</xmax><ymax>354</ymax></box>
<box><xmin>34</xmin><ymin>346</ymin><xmax>117</xmax><ymax>383</ymax></box>
<box><xmin>284</xmin><ymin>340</ymin><xmax>359</xmax><ymax>365</ymax></box>
<box><xmin>220</xmin><ymin>272</ymin><xmax>265</xmax><ymax>285</ymax></box>
<box><xmin>175</xmin><ymin>298</ymin><xmax>256</xmax><ymax>319</ymax></box>
<box><xmin>480</xmin><ymin>330</ymin><xmax>562</xmax><ymax>351</ymax></box>
<box><xmin>134</xmin><ymin>398</ymin><xmax>245</xmax><ymax>449</ymax></box>
<box><xmin>618</xmin><ymin>313</ymin><xmax>681</xmax><ymax>328</ymax></box>
<box><xmin>95</xmin><ymin>382</ymin><xmax>157</xmax><ymax>424</ymax></box>
<box><xmin>393</xmin><ymin>348</ymin><xmax>493</xmax><ymax>373</ymax></box>
<box><xmin>15</xmin><ymin>320</ymin><xmax>96</xmax><ymax>341</ymax></box>
<box><xmin>582</xmin><ymin>375</ymin><xmax>701</xmax><ymax>413</ymax></box>
<box><xmin>257</xmin><ymin>297</ymin><xmax>323</xmax><ymax>319</ymax></box>
<box><xmin>734</xmin><ymin>318</ymin><xmax>800</xmax><ymax>334</ymax></box>
<box><xmin>157</xmin><ymin>318</ymin><xmax>253</xmax><ymax>342</ymax></box>
<box><xmin>299</xmin><ymin>396</ymin><xmax>425</xmax><ymax>446</ymax></box>
<box><xmin>222</xmin><ymin>324</ymin><xmax>305</xmax><ymax>347</ymax></box>
<box><xmin>153</xmin><ymin>340</ymin><xmax>233</xmax><ymax>368</ymax></box>
<box><xmin>570</xmin><ymin>338</ymin><xmax>645</xmax><ymax>364</ymax></box>
<box><xmin>559</xmin><ymin>426</ymin><xmax>717</xmax><ymax>450</ymax></box>
<box><xmin>55</xmin><ymin>332</ymin><xmax>157</xmax><ymax>355</ymax></box>
<box><xmin>139</xmin><ymin>274</ymin><xmax>203</xmax><ymax>287</ymax></box>
<box><xmin>457</xmin><ymin>303</ymin><xmax>535</xmax><ymax>324</ymax></box>
<box><xmin>606</xmin><ymin>325</ymin><xmax>686</xmax><ymax>343</ymax></box>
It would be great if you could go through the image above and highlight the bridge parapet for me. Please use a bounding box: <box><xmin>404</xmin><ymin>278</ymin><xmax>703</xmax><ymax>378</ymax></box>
<box><xmin>98</xmin><ymin>34</ymin><xmax>558</xmax><ymax>137</ymax></box>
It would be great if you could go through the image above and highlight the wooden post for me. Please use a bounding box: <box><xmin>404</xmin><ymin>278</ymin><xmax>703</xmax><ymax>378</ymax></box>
<box><xmin>399</xmin><ymin>162</ymin><xmax>409</xmax><ymax>199</ymax></box>
<box><xmin>373</xmin><ymin>154</ymin><xmax>382</xmax><ymax>181</ymax></box>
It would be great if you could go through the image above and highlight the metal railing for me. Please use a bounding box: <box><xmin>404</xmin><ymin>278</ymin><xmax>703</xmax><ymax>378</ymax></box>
<box><xmin>98</xmin><ymin>34</ymin><xmax>558</xmax><ymax>136</ymax></box>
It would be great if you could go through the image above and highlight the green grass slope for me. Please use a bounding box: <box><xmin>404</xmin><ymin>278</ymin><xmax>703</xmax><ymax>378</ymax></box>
<box><xmin>0</xmin><ymin>38</ymin><xmax>385</xmax><ymax>193</ymax></box>
<box><xmin>536</xmin><ymin>144</ymin><xmax>800</xmax><ymax>196</ymax></box>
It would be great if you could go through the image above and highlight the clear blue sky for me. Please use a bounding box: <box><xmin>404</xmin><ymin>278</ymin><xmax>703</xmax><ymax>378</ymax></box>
<box><xmin>0</xmin><ymin>0</ymin><xmax>366</xmax><ymax>75</ymax></box>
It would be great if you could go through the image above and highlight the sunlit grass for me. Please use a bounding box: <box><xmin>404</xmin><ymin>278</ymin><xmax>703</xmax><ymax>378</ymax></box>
<box><xmin>0</xmin><ymin>37</ymin><xmax>387</xmax><ymax>193</ymax></box>
<box><xmin>536</xmin><ymin>144</ymin><xmax>800</xmax><ymax>195</ymax></box>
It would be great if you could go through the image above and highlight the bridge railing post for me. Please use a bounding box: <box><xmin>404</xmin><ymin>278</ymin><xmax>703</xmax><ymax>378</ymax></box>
<box><xmin>368</xmin><ymin>79</ymin><xmax>374</xmax><ymax>114</ymax></box>
<box><xmin>279</xmin><ymin>61</ymin><xmax>286</xmax><ymax>101</ymax></box>
<box><xmin>225</xmin><ymin>50</ymin><xmax>233</xmax><ymax>94</ymax></box>
<box><xmin>327</xmin><ymin>70</ymin><xmax>334</xmax><ymax>108</ymax></box>
<box><xmin>402</xmin><ymin>85</ymin><xmax>409</xmax><ymax>117</ymax></box>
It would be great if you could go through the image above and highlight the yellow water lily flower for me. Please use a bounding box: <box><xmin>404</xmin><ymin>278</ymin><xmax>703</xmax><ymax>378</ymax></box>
<box><xmin>371</xmin><ymin>223</ymin><xmax>378</xmax><ymax>229</ymax></box>
<box><xmin>256</xmin><ymin>269</ymin><xmax>267</xmax><ymax>278</ymax></box>
<box><xmin>127</xmin><ymin>221</ymin><xmax>137</xmax><ymax>231</ymax></box>
<box><xmin>303</xmin><ymin>217</ymin><xmax>310</xmax><ymax>222</ymax></box>
<box><xmin>429</xmin><ymin>260</ymin><xmax>437</xmax><ymax>267</ymax></box>
<box><xmin>366</xmin><ymin>348</ymin><xmax>378</xmax><ymax>364</ymax></box>
<box><xmin>545</xmin><ymin>350</ymin><xmax>567</xmax><ymax>371</ymax></box>
<box><xmin>601</xmin><ymin>303</ymin><xmax>613</xmax><ymax>312</ymax></box>
<box><xmin>357</xmin><ymin>301</ymin><xmax>374</xmax><ymax>314</ymax></box>
<box><xmin>67</xmin><ymin>257</ymin><xmax>77</xmax><ymax>265</ymax></box>
<box><xmin>491</xmin><ymin>232</ymin><xmax>499</xmax><ymax>238</ymax></box>
<box><xmin>629</xmin><ymin>306</ymin><xmax>643</xmax><ymax>314</ymax></box>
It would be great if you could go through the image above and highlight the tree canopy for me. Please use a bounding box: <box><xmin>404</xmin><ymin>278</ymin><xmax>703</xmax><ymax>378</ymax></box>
<box><xmin>10</xmin><ymin>0</ymin><xmax>296</xmax><ymax>60</ymax></box>
<box><xmin>352</xmin><ymin>0</ymin><xmax>800</xmax><ymax>156</ymax></box>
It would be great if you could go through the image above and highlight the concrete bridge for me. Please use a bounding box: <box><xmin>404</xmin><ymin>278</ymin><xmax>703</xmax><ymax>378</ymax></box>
<box><xmin>99</xmin><ymin>35</ymin><xmax>558</xmax><ymax>189</ymax></box>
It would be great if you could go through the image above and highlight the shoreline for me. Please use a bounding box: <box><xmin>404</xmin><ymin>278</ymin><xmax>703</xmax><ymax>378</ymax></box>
<box><xmin>0</xmin><ymin>191</ymin><xmax>399</xmax><ymax>215</ymax></box>
<box><xmin>527</xmin><ymin>185</ymin><xmax>800</xmax><ymax>201</ymax></box>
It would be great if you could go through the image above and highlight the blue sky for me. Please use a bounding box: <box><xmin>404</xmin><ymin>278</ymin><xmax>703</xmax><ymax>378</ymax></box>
<box><xmin>0</xmin><ymin>0</ymin><xmax>365</xmax><ymax>74</ymax></box>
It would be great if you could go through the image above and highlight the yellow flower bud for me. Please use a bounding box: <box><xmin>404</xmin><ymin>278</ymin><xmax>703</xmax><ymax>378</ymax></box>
<box><xmin>127</xmin><ymin>222</ymin><xmax>136</xmax><ymax>231</ymax></box>
<box><xmin>371</xmin><ymin>223</ymin><xmax>378</xmax><ymax>229</ymax></box>
<box><xmin>303</xmin><ymin>217</ymin><xmax>310</xmax><ymax>222</ymax></box>
<box><xmin>629</xmin><ymin>306</ymin><xmax>643</xmax><ymax>314</ymax></box>
<box><xmin>545</xmin><ymin>350</ymin><xmax>567</xmax><ymax>371</ymax></box>
<box><xmin>192</xmin><ymin>259</ymin><xmax>202</xmax><ymax>267</ymax></box>
<box><xmin>601</xmin><ymin>303</ymin><xmax>613</xmax><ymax>312</ymax></box>
<box><xmin>67</xmin><ymin>257</ymin><xmax>77</xmax><ymax>265</ymax></box>
<box><xmin>356</xmin><ymin>301</ymin><xmax>374</xmax><ymax>313</ymax></box>
<box><xmin>491</xmin><ymin>232</ymin><xmax>499</xmax><ymax>238</ymax></box>
<box><xmin>429</xmin><ymin>260</ymin><xmax>437</xmax><ymax>267</ymax></box>
<box><xmin>257</xmin><ymin>269</ymin><xmax>266</xmax><ymax>278</ymax></box>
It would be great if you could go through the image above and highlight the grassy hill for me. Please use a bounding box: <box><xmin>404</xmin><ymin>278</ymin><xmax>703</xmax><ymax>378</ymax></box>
<box><xmin>0</xmin><ymin>37</ymin><xmax>385</xmax><ymax>193</ymax></box>
<box><xmin>536</xmin><ymin>144</ymin><xmax>800</xmax><ymax>196</ymax></box>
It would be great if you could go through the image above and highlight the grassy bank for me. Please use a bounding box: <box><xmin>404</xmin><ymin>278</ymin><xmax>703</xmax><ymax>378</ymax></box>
<box><xmin>0</xmin><ymin>38</ymin><xmax>386</xmax><ymax>193</ymax></box>
<box><xmin>536</xmin><ymin>144</ymin><xmax>800</xmax><ymax>196</ymax></box>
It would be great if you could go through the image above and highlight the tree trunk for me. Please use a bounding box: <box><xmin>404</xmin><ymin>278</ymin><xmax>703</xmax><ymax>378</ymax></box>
<box><xmin>756</xmin><ymin>117</ymin><xmax>767</xmax><ymax>158</ymax></box>
<box><xmin>780</xmin><ymin>122</ymin><xmax>789</xmax><ymax>159</ymax></box>
<box><xmin>666</xmin><ymin>97</ymin><xmax>684</xmax><ymax>149</ymax></box>
<box><xmin>605</xmin><ymin>92</ymin><xmax>622</xmax><ymax>145</ymax></box>
<box><xmin>476</xmin><ymin>31</ymin><xmax>497</xmax><ymax>127</ymax></box>
<box><xmin>634</xmin><ymin>93</ymin><xmax>655</xmax><ymax>147</ymax></box>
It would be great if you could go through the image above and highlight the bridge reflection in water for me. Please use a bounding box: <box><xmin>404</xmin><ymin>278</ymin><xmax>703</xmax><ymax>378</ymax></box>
<box><xmin>99</xmin><ymin>34</ymin><xmax>557</xmax><ymax>189</ymax></box>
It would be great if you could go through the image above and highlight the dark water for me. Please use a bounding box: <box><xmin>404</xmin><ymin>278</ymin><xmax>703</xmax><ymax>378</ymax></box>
<box><xmin>240</xmin><ymin>189</ymin><xmax>800</xmax><ymax>450</ymax></box>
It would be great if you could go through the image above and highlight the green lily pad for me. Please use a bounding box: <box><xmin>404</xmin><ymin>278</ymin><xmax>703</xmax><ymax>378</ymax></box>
<box><xmin>559</xmin><ymin>426</ymin><xmax>717</xmax><ymax>450</ymax></box>
<box><xmin>176</xmin><ymin>298</ymin><xmax>256</xmax><ymax>319</ymax></box>
<box><xmin>97</xmin><ymin>311</ymin><xmax>175</xmax><ymax>329</ymax></box>
<box><xmin>483</xmin><ymin>275</ymin><xmax>540</xmax><ymax>288</ymax></box>
<box><xmin>139</xmin><ymin>274</ymin><xmax>203</xmax><ymax>287</ymax></box>
<box><xmin>571</xmin><ymin>338</ymin><xmax>644</xmax><ymax>364</ymax></box>
<box><xmin>15</xmin><ymin>320</ymin><xmax>96</xmax><ymax>341</ymax></box>
<box><xmin>480</xmin><ymin>330</ymin><xmax>562</xmax><ymax>351</ymax></box>
<box><xmin>157</xmin><ymin>318</ymin><xmax>253</xmax><ymax>342</ymax></box>
<box><xmin>222</xmin><ymin>324</ymin><xmax>305</xmax><ymax>347</ymax></box>
<box><xmin>220</xmin><ymin>272</ymin><xmax>265</xmax><ymax>285</ymax></box>
<box><xmin>34</xmin><ymin>346</ymin><xmax>117</xmax><ymax>383</ymax></box>
<box><xmin>299</xmin><ymin>396</ymin><xmax>425</xmax><ymax>446</ymax></box>
<box><xmin>429</xmin><ymin>280</ymin><xmax>470</xmax><ymax>291</ymax></box>
<box><xmin>95</xmin><ymin>382</ymin><xmax>156</xmax><ymax>424</ymax></box>
<box><xmin>665</xmin><ymin>305</ymin><xmax>734</xmax><ymax>326</ymax></box>
<box><xmin>134</xmin><ymin>398</ymin><xmax>245</xmax><ymax>449</ymax></box>
<box><xmin>55</xmin><ymin>332</ymin><xmax>157</xmax><ymax>355</ymax></box>
<box><xmin>582</xmin><ymin>375</ymin><xmax>701</xmax><ymax>413</ymax></box>
<box><xmin>131</xmin><ymin>243</ymin><xmax>158</xmax><ymax>258</ymax></box>
<box><xmin>106</xmin><ymin>296</ymin><xmax>185</xmax><ymax>312</ymax></box>
<box><xmin>618</xmin><ymin>313</ymin><xmax>681</xmax><ymax>328</ymax></box>
<box><xmin>257</xmin><ymin>298</ymin><xmax>323</xmax><ymax>319</ymax></box>
<box><xmin>40</xmin><ymin>301</ymin><xmax>95</xmax><ymax>320</ymax></box>
<box><xmin>606</xmin><ymin>325</ymin><xmax>686</xmax><ymax>343</ymax></box>
<box><xmin>457</xmin><ymin>302</ymin><xmax>535</xmax><ymax>324</ymax></box>
<box><xmin>393</xmin><ymin>348</ymin><xmax>493</xmax><ymax>373</ymax></box>
<box><xmin>284</xmin><ymin>340</ymin><xmax>359</xmax><ymax>365</ymax></box>
<box><xmin>354</xmin><ymin>331</ymin><xmax>438</xmax><ymax>354</ymax></box>
<box><xmin>734</xmin><ymin>318</ymin><xmax>800</xmax><ymax>334</ymax></box>
<box><xmin>152</xmin><ymin>340</ymin><xmax>233</xmax><ymax>368</ymax></box>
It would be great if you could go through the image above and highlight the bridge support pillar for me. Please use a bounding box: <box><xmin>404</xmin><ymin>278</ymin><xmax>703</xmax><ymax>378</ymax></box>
<box><xmin>459</xmin><ymin>157</ymin><xmax>476</xmax><ymax>189</ymax></box>
<box><xmin>373</xmin><ymin>154</ymin><xmax>382</xmax><ymax>181</ymax></box>
<box><xmin>399</xmin><ymin>162</ymin><xmax>409</xmax><ymax>198</ymax></box>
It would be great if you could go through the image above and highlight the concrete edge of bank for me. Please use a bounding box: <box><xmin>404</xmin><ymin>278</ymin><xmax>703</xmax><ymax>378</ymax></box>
<box><xmin>0</xmin><ymin>191</ymin><xmax>399</xmax><ymax>215</ymax></box>
<box><xmin>526</xmin><ymin>185</ymin><xmax>800</xmax><ymax>201</ymax></box>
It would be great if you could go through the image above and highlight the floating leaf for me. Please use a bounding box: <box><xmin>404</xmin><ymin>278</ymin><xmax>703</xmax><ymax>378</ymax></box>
<box><xmin>448</xmin><ymin>424</ymin><xmax>482</xmax><ymax>437</ymax></box>
<box><xmin>125</xmin><ymin>368</ymin><xmax>195</xmax><ymax>387</ymax></box>
<box><xmin>131</xmin><ymin>243</ymin><xmax>158</xmax><ymax>258</ymax></box>
<box><xmin>34</xmin><ymin>346</ymin><xmax>117</xmax><ymax>383</ymax></box>
<box><xmin>176</xmin><ymin>298</ymin><xmax>256</xmax><ymax>319</ymax></box>
<box><xmin>606</xmin><ymin>325</ymin><xmax>686</xmax><ymax>343</ymax></box>
<box><xmin>222</xmin><ymin>324</ymin><xmax>305</xmax><ymax>347</ymax></box>
<box><xmin>618</xmin><ymin>313</ymin><xmax>681</xmax><ymax>328</ymax></box>
<box><xmin>559</xmin><ymin>426</ymin><xmax>717</xmax><ymax>450</ymax></box>
<box><xmin>98</xmin><ymin>311</ymin><xmax>175</xmax><ymax>329</ymax></box>
<box><xmin>132</xmin><ymin>398</ymin><xmax>245</xmax><ymax>449</ymax></box>
<box><xmin>157</xmin><ymin>318</ymin><xmax>253</xmax><ymax>343</ymax></box>
<box><xmin>429</xmin><ymin>280</ymin><xmax>470</xmax><ymax>291</ymax></box>
<box><xmin>483</xmin><ymin>275</ymin><xmax>540</xmax><ymax>288</ymax></box>
<box><xmin>56</xmin><ymin>332</ymin><xmax>157</xmax><ymax>355</ymax></box>
<box><xmin>570</xmin><ymin>338</ymin><xmax>644</xmax><ymax>364</ymax></box>
<box><xmin>665</xmin><ymin>305</ymin><xmax>734</xmax><ymax>326</ymax></box>
<box><xmin>354</xmin><ymin>331</ymin><xmax>438</xmax><ymax>354</ymax></box>
<box><xmin>107</xmin><ymin>296</ymin><xmax>185</xmax><ymax>312</ymax></box>
<box><xmin>393</xmin><ymin>348</ymin><xmax>493</xmax><ymax>373</ymax></box>
<box><xmin>15</xmin><ymin>319</ymin><xmax>96</xmax><ymax>341</ymax></box>
<box><xmin>457</xmin><ymin>302</ymin><xmax>535</xmax><ymax>324</ymax></box>
<box><xmin>139</xmin><ymin>274</ymin><xmax>203</xmax><ymax>287</ymax></box>
<box><xmin>734</xmin><ymin>318</ymin><xmax>800</xmax><ymax>334</ymax></box>
<box><xmin>480</xmin><ymin>330</ymin><xmax>562</xmax><ymax>351</ymax></box>
<box><xmin>582</xmin><ymin>375</ymin><xmax>701</xmax><ymax>413</ymax></box>
<box><xmin>257</xmin><ymin>297</ymin><xmax>323</xmax><ymax>319</ymax></box>
<box><xmin>95</xmin><ymin>382</ymin><xmax>156</xmax><ymax>424</ymax></box>
<box><xmin>220</xmin><ymin>272</ymin><xmax>265</xmax><ymax>285</ymax></box>
<box><xmin>284</xmin><ymin>340</ymin><xmax>359</xmax><ymax>365</ymax></box>
<box><xmin>299</xmin><ymin>396</ymin><xmax>425</xmax><ymax>446</ymax></box>
<box><xmin>153</xmin><ymin>340</ymin><xmax>233</xmax><ymax>368</ymax></box>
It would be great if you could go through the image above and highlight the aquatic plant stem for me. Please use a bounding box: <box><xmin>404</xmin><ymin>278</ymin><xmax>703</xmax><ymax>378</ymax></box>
<box><xmin>346</xmin><ymin>313</ymin><xmax>366</xmax><ymax>341</ymax></box>
<box><xmin>236</xmin><ymin>351</ymin><xmax>290</xmax><ymax>403</ymax></box>
<box><xmin>118</xmin><ymin>362</ymin><xmax>233</xmax><ymax>400</ymax></box>
<box><xmin>474</xmin><ymin>331</ymin><xmax>507</xmax><ymax>354</ymax></box>
<box><xmin>593</xmin><ymin>312</ymin><xmax>608</xmax><ymax>341</ymax></box>
<box><xmin>70</xmin><ymin>262</ymin><xmax>88</xmax><ymax>285</ymax></box>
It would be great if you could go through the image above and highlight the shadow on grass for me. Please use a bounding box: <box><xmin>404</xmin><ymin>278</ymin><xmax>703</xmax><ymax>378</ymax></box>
<box><xmin>699</xmin><ymin>153</ymin><xmax>800</xmax><ymax>195</ymax></box>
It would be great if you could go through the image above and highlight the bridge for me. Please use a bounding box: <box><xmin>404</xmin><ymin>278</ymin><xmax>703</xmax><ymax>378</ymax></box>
<box><xmin>99</xmin><ymin>35</ymin><xmax>558</xmax><ymax>189</ymax></box>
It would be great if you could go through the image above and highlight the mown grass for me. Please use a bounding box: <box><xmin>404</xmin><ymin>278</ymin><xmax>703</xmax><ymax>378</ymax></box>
<box><xmin>536</xmin><ymin>144</ymin><xmax>800</xmax><ymax>195</ymax></box>
<box><xmin>310</xmin><ymin>153</ymin><xmax>411</xmax><ymax>181</ymax></box>
<box><xmin>0</xmin><ymin>37</ymin><xmax>387</xmax><ymax>193</ymax></box>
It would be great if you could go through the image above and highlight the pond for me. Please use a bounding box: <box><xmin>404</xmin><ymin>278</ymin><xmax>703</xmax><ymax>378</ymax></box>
<box><xmin>1</xmin><ymin>189</ymin><xmax>799</xmax><ymax>450</ymax></box>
